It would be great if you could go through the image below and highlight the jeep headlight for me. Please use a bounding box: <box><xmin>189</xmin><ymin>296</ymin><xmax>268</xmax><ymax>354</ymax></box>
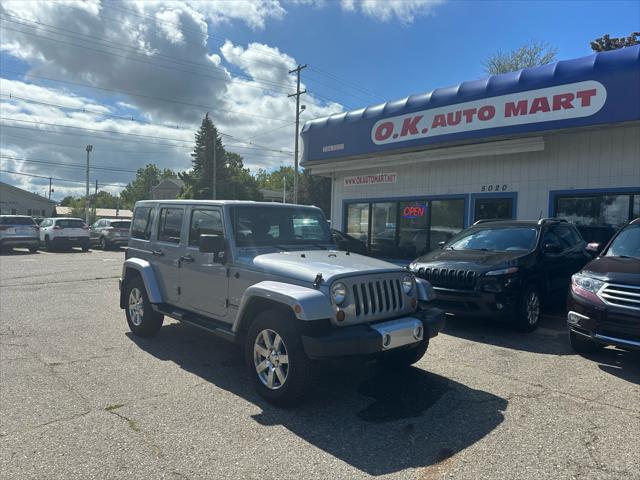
<box><xmin>331</xmin><ymin>282</ymin><xmax>347</xmax><ymax>306</ymax></box>
<box><xmin>402</xmin><ymin>275</ymin><xmax>414</xmax><ymax>295</ymax></box>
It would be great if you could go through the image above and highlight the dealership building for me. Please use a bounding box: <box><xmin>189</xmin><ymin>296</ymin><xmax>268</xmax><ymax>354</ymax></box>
<box><xmin>301</xmin><ymin>45</ymin><xmax>640</xmax><ymax>260</ymax></box>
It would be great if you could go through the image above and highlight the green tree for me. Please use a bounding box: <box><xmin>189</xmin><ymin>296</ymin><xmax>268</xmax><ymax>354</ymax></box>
<box><xmin>255</xmin><ymin>166</ymin><xmax>294</xmax><ymax>197</ymax></box>
<box><xmin>120</xmin><ymin>164</ymin><xmax>177</xmax><ymax>208</ymax></box>
<box><xmin>299</xmin><ymin>169</ymin><xmax>331</xmax><ymax>216</ymax></box>
<box><xmin>591</xmin><ymin>32</ymin><xmax>639</xmax><ymax>52</ymax></box>
<box><xmin>180</xmin><ymin>113</ymin><xmax>262</xmax><ymax>200</ymax></box>
<box><xmin>484</xmin><ymin>41</ymin><xmax>557</xmax><ymax>75</ymax></box>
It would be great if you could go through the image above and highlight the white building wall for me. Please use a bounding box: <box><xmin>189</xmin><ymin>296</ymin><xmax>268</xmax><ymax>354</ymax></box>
<box><xmin>330</xmin><ymin>123</ymin><xmax>640</xmax><ymax>229</ymax></box>
<box><xmin>0</xmin><ymin>184</ymin><xmax>56</xmax><ymax>216</ymax></box>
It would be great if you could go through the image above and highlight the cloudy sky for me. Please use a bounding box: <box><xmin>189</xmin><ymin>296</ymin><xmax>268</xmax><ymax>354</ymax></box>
<box><xmin>1</xmin><ymin>0</ymin><xmax>638</xmax><ymax>200</ymax></box>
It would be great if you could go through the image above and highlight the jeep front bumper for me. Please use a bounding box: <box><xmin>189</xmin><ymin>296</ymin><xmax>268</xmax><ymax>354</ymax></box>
<box><xmin>301</xmin><ymin>307</ymin><xmax>445</xmax><ymax>359</ymax></box>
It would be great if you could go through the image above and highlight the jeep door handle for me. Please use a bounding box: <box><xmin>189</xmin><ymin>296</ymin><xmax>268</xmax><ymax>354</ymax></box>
<box><xmin>152</xmin><ymin>249</ymin><xmax>164</xmax><ymax>256</ymax></box>
<box><xmin>180</xmin><ymin>255</ymin><xmax>194</xmax><ymax>263</ymax></box>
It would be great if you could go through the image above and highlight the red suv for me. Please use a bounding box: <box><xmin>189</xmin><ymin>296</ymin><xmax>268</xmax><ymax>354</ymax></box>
<box><xmin>567</xmin><ymin>218</ymin><xmax>640</xmax><ymax>353</ymax></box>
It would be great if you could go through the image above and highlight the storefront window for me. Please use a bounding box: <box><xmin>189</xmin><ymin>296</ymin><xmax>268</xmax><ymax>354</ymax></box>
<box><xmin>430</xmin><ymin>199</ymin><xmax>465</xmax><ymax>250</ymax></box>
<box><xmin>346</xmin><ymin>203</ymin><xmax>369</xmax><ymax>243</ymax></box>
<box><xmin>474</xmin><ymin>197</ymin><xmax>513</xmax><ymax>223</ymax></box>
<box><xmin>555</xmin><ymin>194</ymin><xmax>632</xmax><ymax>228</ymax></box>
<box><xmin>370</xmin><ymin>202</ymin><xmax>397</xmax><ymax>257</ymax></box>
<box><xmin>398</xmin><ymin>201</ymin><xmax>428</xmax><ymax>258</ymax></box>
<box><xmin>554</xmin><ymin>192</ymin><xmax>639</xmax><ymax>244</ymax></box>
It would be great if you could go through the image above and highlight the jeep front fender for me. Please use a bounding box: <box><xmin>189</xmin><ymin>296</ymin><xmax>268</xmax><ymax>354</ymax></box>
<box><xmin>233</xmin><ymin>281</ymin><xmax>334</xmax><ymax>332</ymax></box>
<box><xmin>120</xmin><ymin>258</ymin><xmax>163</xmax><ymax>307</ymax></box>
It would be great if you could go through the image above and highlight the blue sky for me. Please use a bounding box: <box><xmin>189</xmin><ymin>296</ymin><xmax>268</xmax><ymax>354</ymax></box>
<box><xmin>217</xmin><ymin>0</ymin><xmax>640</xmax><ymax>109</ymax></box>
<box><xmin>0</xmin><ymin>0</ymin><xmax>638</xmax><ymax>199</ymax></box>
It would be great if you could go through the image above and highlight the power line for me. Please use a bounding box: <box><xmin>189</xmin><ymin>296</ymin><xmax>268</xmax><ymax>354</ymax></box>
<box><xmin>0</xmin><ymin>168</ymin><xmax>126</xmax><ymax>187</ymax></box>
<box><xmin>1</xmin><ymin>69</ymin><xmax>293</xmax><ymax>124</ymax></box>
<box><xmin>0</xmin><ymin>13</ymin><xmax>296</xmax><ymax>93</ymax></box>
<box><xmin>0</xmin><ymin>154</ymin><xmax>137</xmax><ymax>174</ymax></box>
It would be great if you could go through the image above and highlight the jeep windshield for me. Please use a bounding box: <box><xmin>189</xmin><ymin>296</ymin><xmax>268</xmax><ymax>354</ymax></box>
<box><xmin>232</xmin><ymin>206</ymin><xmax>332</xmax><ymax>248</ymax></box>
<box><xmin>605</xmin><ymin>224</ymin><xmax>640</xmax><ymax>259</ymax></box>
<box><xmin>447</xmin><ymin>227</ymin><xmax>538</xmax><ymax>252</ymax></box>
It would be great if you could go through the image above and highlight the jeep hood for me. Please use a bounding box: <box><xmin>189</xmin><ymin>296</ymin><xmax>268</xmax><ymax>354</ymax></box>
<box><xmin>249</xmin><ymin>250</ymin><xmax>403</xmax><ymax>284</ymax></box>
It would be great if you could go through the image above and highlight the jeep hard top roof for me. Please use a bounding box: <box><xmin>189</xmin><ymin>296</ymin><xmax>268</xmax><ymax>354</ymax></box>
<box><xmin>134</xmin><ymin>200</ymin><xmax>321</xmax><ymax>209</ymax></box>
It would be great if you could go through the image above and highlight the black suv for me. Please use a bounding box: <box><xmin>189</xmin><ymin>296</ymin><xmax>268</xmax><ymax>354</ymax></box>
<box><xmin>567</xmin><ymin>218</ymin><xmax>640</xmax><ymax>353</ymax></box>
<box><xmin>409</xmin><ymin>219</ymin><xmax>593</xmax><ymax>331</ymax></box>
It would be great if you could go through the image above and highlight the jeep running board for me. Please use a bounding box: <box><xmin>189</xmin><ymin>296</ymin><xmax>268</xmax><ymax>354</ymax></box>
<box><xmin>152</xmin><ymin>304</ymin><xmax>237</xmax><ymax>343</ymax></box>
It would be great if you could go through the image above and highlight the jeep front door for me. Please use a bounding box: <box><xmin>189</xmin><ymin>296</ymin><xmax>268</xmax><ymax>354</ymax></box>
<box><xmin>179</xmin><ymin>207</ymin><xmax>229</xmax><ymax>319</ymax></box>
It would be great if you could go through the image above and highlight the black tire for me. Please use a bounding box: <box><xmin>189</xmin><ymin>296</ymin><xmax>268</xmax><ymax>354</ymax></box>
<box><xmin>569</xmin><ymin>329</ymin><xmax>600</xmax><ymax>354</ymax></box>
<box><xmin>378</xmin><ymin>338</ymin><xmax>429</xmax><ymax>369</ymax></box>
<box><xmin>44</xmin><ymin>236</ymin><xmax>54</xmax><ymax>252</ymax></box>
<box><xmin>100</xmin><ymin>237</ymin><xmax>109</xmax><ymax>251</ymax></box>
<box><xmin>28</xmin><ymin>246</ymin><xmax>38</xmax><ymax>253</ymax></box>
<box><xmin>81</xmin><ymin>244</ymin><xmax>90</xmax><ymax>252</ymax></box>
<box><xmin>124</xmin><ymin>276</ymin><xmax>163</xmax><ymax>337</ymax></box>
<box><xmin>515</xmin><ymin>284</ymin><xmax>542</xmax><ymax>332</ymax></box>
<box><xmin>244</xmin><ymin>309</ymin><xmax>313</xmax><ymax>407</ymax></box>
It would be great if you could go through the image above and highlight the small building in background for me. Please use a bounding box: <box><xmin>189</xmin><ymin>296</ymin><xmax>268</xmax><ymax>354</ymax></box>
<box><xmin>0</xmin><ymin>181</ymin><xmax>57</xmax><ymax>217</ymax></box>
<box><xmin>54</xmin><ymin>206</ymin><xmax>133</xmax><ymax>219</ymax></box>
<box><xmin>259</xmin><ymin>188</ymin><xmax>290</xmax><ymax>203</ymax></box>
<box><xmin>151</xmin><ymin>178</ymin><xmax>184</xmax><ymax>200</ymax></box>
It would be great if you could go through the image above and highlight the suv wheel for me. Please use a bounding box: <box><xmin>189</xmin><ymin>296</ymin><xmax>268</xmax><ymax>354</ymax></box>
<box><xmin>569</xmin><ymin>329</ymin><xmax>600</xmax><ymax>354</ymax></box>
<box><xmin>28</xmin><ymin>246</ymin><xmax>38</xmax><ymax>253</ymax></box>
<box><xmin>515</xmin><ymin>284</ymin><xmax>541</xmax><ymax>332</ymax></box>
<box><xmin>125</xmin><ymin>277</ymin><xmax>163</xmax><ymax>337</ymax></box>
<box><xmin>378</xmin><ymin>338</ymin><xmax>429</xmax><ymax>369</ymax></box>
<box><xmin>245</xmin><ymin>310</ymin><xmax>313</xmax><ymax>406</ymax></box>
<box><xmin>100</xmin><ymin>237</ymin><xmax>109</xmax><ymax>250</ymax></box>
<box><xmin>44</xmin><ymin>236</ymin><xmax>54</xmax><ymax>252</ymax></box>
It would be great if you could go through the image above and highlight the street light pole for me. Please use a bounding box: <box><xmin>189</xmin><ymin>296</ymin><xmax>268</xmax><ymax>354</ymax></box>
<box><xmin>85</xmin><ymin>145</ymin><xmax>92</xmax><ymax>224</ymax></box>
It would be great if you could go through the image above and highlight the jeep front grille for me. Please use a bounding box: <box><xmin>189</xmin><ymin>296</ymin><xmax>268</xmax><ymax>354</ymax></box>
<box><xmin>418</xmin><ymin>267</ymin><xmax>477</xmax><ymax>290</ymax></box>
<box><xmin>352</xmin><ymin>278</ymin><xmax>404</xmax><ymax>317</ymax></box>
<box><xmin>598</xmin><ymin>283</ymin><xmax>640</xmax><ymax>312</ymax></box>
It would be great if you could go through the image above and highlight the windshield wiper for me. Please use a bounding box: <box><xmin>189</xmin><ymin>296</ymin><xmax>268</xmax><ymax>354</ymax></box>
<box><xmin>273</xmin><ymin>244</ymin><xmax>290</xmax><ymax>251</ymax></box>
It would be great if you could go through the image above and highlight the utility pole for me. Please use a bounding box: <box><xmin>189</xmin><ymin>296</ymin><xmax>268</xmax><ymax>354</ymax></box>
<box><xmin>85</xmin><ymin>145</ymin><xmax>93</xmax><ymax>224</ymax></box>
<box><xmin>288</xmin><ymin>64</ymin><xmax>307</xmax><ymax>204</ymax></box>
<box><xmin>212</xmin><ymin>136</ymin><xmax>217</xmax><ymax>200</ymax></box>
<box><xmin>92</xmin><ymin>180</ymin><xmax>98</xmax><ymax>221</ymax></box>
<box><xmin>48</xmin><ymin>177</ymin><xmax>52</xmax><ymax>199</ymax></box>
<box><xmin>283</xmin><ymin>176</ymin><xmax>287</xmax><ymax>203</ymax></box>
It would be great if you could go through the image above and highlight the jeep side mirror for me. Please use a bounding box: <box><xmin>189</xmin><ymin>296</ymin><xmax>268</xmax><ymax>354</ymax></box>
<box><xmin>437</xmin><ymin>241</ymin><xmax>446</xmax><ymax>249</ymax></box>
<box><xmin>585</xmin><ymin>242</ymin><xmax>601</xmax><ymax>255</ymax></box>
<box><xmin>543</xmin><ymin>242</ymin><xmax>563</xmax><ymax>254</ymax></box>
<box><xmin>199</xmin><ymin>234</ymin><xmax>225</xmax><ymax>254</ymax></box>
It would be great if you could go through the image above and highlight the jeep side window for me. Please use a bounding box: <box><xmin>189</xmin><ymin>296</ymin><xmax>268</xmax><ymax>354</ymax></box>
<box><xmin>157</xmin><ymin>208</ymin><xmax>184</xmax><ymax>244</ymax></box>
<box><xmin>131</xmin><ymin>207</ymin><xmax>155</xmax><ymax>240</ymax></box>
<box><xmin>189</xmin><ymin>209</ymin><xmax>223</xmax><ymax>247</ymax></box>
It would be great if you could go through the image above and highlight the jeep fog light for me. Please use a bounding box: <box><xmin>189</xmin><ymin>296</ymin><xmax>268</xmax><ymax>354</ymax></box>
<box><xmin>331</xmin><ymin>282</ymin><xmax>347</xmax><ymax>305</ymax></box>
<box><xmin>413</xmin><ymin>325</ymin><xmax>423</xmax><ymax>340</ymax></box>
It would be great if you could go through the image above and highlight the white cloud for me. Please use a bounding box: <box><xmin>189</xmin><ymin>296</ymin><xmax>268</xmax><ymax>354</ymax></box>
<box><xmin>340</xmin><ymin>0</ymin><xmax>445</xmax><ymax>23</ymax></box>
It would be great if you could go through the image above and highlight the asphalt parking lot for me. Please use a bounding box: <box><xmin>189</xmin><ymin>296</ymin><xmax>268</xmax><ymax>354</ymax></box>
<box><xmin>1</xmin><ymin>248</ymin><xmax>638</xmax><ymax>480</ymax></box>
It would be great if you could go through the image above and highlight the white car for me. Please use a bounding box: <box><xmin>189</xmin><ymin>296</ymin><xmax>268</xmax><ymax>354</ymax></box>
<box><xmin>39</xmin><ymin>217</ymin><xmax>90</xmax><ymax>251</ymax></box>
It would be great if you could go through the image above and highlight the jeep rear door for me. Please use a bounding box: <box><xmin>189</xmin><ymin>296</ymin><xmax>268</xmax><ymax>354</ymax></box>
<box><xmin>179</xmin><ymin>206</ymin><xmax>229</xmax><ymax>319</ymax></box>
<box><xmin>154</xmin><ymin>206</ymin><xmax>186</xmax><ymax>306</ymax></box>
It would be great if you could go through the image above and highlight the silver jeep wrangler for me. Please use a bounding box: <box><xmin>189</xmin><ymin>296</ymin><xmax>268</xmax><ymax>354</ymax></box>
<box><xmin>120</xmin><ymin>200</ymin><xmax>444</xmax><ymax>405</ymax></box>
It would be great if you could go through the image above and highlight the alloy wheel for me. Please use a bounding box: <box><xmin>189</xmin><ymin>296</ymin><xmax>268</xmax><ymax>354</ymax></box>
<box><xmin>526</xmin><ymin>290</ymin><xmax>540</xmax><ymax>325</ymax></box>
<box><xmin>253</xmin><ymin>329</ymin><xmax>289</xmax><ymax>390</ymax></box>
<box><xmin>128</xmin><ymin>287</ymin><xmax>144</xmax><ymax>326</ymax></box>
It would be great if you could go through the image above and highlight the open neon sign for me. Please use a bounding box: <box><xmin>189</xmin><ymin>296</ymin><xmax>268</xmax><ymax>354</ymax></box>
<box><xmin>403</xmin><ymin>205</ymin><xmax>426</xmax><ymax>219</ymax></box>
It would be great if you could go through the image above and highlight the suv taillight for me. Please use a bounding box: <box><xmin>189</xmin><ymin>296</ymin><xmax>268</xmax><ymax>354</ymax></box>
<box><xmin>0</xmin><ymin>226</ymin><xmax>9</xmax><ymax>231</ymax></box>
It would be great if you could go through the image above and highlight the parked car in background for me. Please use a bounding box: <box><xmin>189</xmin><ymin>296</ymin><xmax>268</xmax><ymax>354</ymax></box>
<box><xmin>39</xmin><ymin>217</ymin><xmax>90</xmax><ymax>251</ymax></box>
<box><xmin>0</xmin><ymin>215</ymin><xmax>39</xmax><ymax>253</ymax></box>
<box><xmin>409</xmin><ymin>219</ymin><xmax>593</xmax><ymax>331</ymax></box>
<box><xmin>567</xmin><ymin>218</ymin><xmax>640</xmax><ymax>353</ymax></box>
<box><xmin>120</xmin><ymin>201</ymin><xmax>444</xmax><ymax>405</ymax></box>
<box><xmin>331</xmin><ymin>228</ymin><xmax>368</xmax><ymax>255</ymax></box>
<box><xmin>90</xmin><ymin>218</ymin><xmax>131</xmax><ymax>250</ymax></box>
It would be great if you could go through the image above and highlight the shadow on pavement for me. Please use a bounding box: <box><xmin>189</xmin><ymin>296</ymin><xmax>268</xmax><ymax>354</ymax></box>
<box><xmin>128</xmin><ymin>323</ymin><xmax>507</xmax><ymax>476</ymax></box>
<box><xmin>590</xmin><ymin>348</ymin><xmax>640</xmax><ymax>385</ymax></box>
<box><xmin>442</xmin><ymin>304</ymin><xmax>574</xmax><ymax>356</ymax></box>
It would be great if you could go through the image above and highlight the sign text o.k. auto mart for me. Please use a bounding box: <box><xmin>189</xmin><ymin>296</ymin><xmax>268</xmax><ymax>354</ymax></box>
<box><xmin>300</xmin><ymin>46</ymin><xmax>640</xmax><ymax>164</ymax></box>
<box><xmin>343</xmin><ymin>173</ymin><xmax>397</xmax><ymax>187</ymax></box>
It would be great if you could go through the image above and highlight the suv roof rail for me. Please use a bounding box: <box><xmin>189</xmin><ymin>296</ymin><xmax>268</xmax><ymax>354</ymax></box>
<box><xmin>472</xmin><ymin>218</ymin><xmax>512</xmax><ymax>226</ymax></box>
<box><xmin>537</xmin><ymin>218</ymin><xmax>568</xmax><ymax>225</ymax></box>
